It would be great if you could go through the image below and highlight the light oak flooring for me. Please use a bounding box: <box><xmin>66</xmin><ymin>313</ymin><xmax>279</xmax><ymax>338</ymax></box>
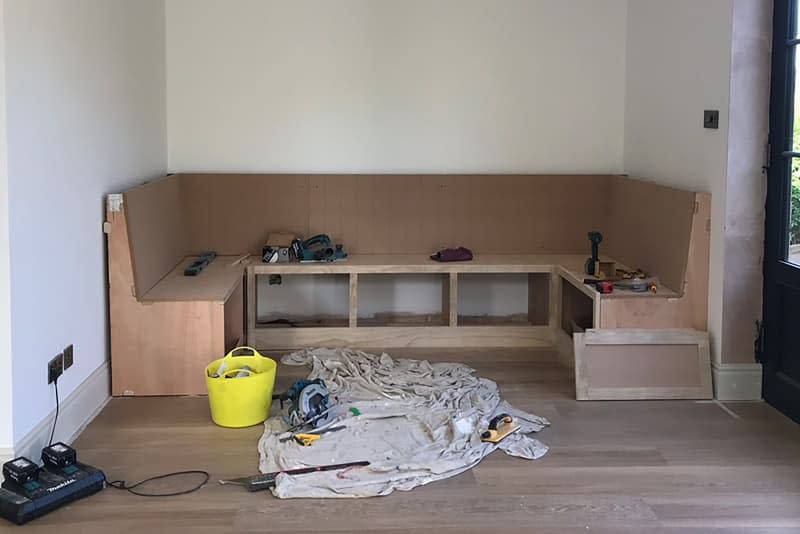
<box><xmin>9</xmin><ymin>348</ymin><xmax>800</xmax><ymax>533</ymax></box>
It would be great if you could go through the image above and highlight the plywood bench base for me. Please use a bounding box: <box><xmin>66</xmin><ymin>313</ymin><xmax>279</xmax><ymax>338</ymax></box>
<box><xmin>106</xmin><ymin>200</ymin><xmax>245</xmax><ymax>396</ymax></box>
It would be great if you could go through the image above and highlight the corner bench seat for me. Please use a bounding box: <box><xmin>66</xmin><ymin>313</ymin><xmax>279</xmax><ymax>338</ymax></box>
<box><xmin>107</xmin><ymin>173</ymin><xmax>710</xmax><ymax>396</ymax></box>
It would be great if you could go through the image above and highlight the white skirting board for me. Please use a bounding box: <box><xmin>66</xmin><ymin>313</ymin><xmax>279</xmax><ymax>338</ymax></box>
<box><xmin>712</xmin><ymin>362</ymin><xmax>763</xmax><ymax>401</ymax></box>
<box><xmin>1</xmin><ymin>361</ymin><xmax>110</xmax><ymax>480</ymax></box>
<box><xmin>0</xmin><ymin>447</ymin><xmax>13</xmax><ymax>475</ymax></box>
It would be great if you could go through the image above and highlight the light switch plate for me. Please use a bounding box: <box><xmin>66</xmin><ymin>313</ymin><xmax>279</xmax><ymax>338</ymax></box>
<box><xmin>704</xmin><ymin>110</ymin><xmax>719</xmax><ymax>129</ymax></box>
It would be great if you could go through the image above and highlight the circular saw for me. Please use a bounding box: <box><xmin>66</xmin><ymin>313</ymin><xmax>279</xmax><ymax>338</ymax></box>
<box><xmin>273</xmin><ymin>379</ymin><xmax>332</xmax><ymax>428</ymax></box>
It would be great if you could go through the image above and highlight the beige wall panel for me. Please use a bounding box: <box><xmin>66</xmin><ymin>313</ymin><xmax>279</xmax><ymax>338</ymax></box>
<box><xmin>182</xmin><ymin>173</ymin><xmax>311</xmax><ymax>255</ymax></box>
<box><xmin>176</xmin><ymin>174</ymin><xmax>617</xmax><ymax>256</ymax></box>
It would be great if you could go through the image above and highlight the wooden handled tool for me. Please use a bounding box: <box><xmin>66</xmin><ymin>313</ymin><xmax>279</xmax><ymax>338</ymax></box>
<box><xmin>219</xmin><ymin>461</ymin><xmax>370</xmax><ymax>492</ymax></box>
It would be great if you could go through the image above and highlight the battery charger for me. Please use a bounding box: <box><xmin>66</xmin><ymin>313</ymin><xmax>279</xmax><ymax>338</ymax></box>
<box><xmin>0</xmin><ymin>443</ymin><xmax>105</xmax><ymax>525</ymax></box>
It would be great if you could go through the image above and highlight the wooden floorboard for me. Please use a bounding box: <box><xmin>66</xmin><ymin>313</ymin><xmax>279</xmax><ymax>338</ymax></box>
<box><xmin>11</xmin><ymin>348</ymin><xmax>800</xmax><ymax>533</ymax></box>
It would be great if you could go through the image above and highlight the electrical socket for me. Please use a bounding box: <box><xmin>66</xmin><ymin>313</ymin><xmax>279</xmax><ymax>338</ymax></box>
<box><xmin>63</xmin><ymin>344</ymin><xmax>74</xmax><ymax>370</ymax></box>
<box><xmin>48</xmin><ymin>353</ymin><xmax>64</xmax><ymax>384</ymax></box>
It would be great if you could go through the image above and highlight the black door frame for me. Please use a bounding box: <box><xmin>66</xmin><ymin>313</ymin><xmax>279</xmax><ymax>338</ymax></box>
<box><xmin>764</xmin><ymin>0</ymin><xmax>800</xmax><ymax>422</ymax></box>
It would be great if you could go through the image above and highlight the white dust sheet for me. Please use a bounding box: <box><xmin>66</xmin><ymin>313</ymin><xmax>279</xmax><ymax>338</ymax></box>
<box><xmin>258</xmin><ymin>348</ymin><xmax>550</xmax><ymax>498</ymax></box>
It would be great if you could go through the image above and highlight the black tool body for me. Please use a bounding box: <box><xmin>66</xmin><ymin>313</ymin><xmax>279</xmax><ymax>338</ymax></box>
<box><xmin>184</xmin><ymin>252</ymin><xmax>217</xmax><ymax>276</ymax></box>
<box><xmin>0</xmin><ymin>459</ymin><xmax>105</xmax><ymax>525</ymax></box>
<box><xmin>584</xmin><ymin>232</ymin><xmax>603</xmax><ymax>275</ymax></box>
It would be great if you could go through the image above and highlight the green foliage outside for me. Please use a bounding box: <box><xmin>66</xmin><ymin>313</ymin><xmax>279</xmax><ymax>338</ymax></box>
<box><xmin>792</xmin><ymin>172</ymin><xmax>800</xmax><ymax>245</ymax></box>
<box><xmin>793</xmin><ymin>110</ymin><xmax>800</xmax><ymax>245</ymax></box>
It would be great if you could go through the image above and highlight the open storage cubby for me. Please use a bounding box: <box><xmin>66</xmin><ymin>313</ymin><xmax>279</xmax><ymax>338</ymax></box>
<box><xmin>457</xmin><ymin>273</ymin><xmax>550</xmax><ymax>326</ymax></box>
<box><xmin>245</xmin><ymin>257</ymin><xmax>562</xmax><ymax>350</ymax></box>
<box><xmin>356</xmin><ymin>274</ymin><xmax>448</xmax><ymax>327</ymax></box>
<box><xmin>256</xmin><ymin>274</ymin><xmax>349</xmax><ymax>328</ymax></box>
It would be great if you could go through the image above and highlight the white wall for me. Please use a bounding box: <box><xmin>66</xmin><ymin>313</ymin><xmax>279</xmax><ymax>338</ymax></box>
<box><xmin>0</xmin><ymin>1</ymin><xmax>760</xmax><ymax>446</ymax></box>
<box><xmin>166</xmin><ymin>0</ymin><xmax>628</xmax><ymax>174</ymax></box>
<box><xmin>168</xmin><ymin>0</ymin><xmax>627</xmax><ymax>319</ymax></box>
<box><xmin>3</xmin><ymin>0</ymin><xmax>167</xmax><ymax>443</ymax></box>
<box><xmin>624</xmin><ymin>0</ymin><xmax>735</xmax><ymax>365</ymax></box>
<box><xmin>0</xmin><ymin>0</ymin><xmax>13</xmax><ymax>452</ymax></box>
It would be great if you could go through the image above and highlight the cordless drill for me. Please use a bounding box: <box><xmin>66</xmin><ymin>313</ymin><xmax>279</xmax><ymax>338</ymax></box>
<box><xmin>584</xmin><ymin>231</ymin><xmax>603</xmax><ymax>276</ymax></box>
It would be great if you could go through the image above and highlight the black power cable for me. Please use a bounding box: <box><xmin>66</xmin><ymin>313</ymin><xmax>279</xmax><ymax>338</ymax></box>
<box><xmin>49</xmin><ymin>378</ymin><xmax>59</xmax><ymax>446</ymax></box>
<box><xmin>106</xmin><ymin>471</ymin><xmax>210</xmax><ymax>497</ymax></box>
<box><xmin>47</xmin><ymin>371</ymin><xmax>209</xmax><ymax>498</ymax></box>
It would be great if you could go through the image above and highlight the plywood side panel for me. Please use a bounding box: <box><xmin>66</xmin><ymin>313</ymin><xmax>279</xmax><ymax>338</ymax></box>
<box><xmin>246</xmin><ymin>267</ymin><xmax>257</xmax><ymax>347</ymax></box>
<box><xmin>223</xmin><ymin>278</ymin><xmax>244</xmax><ymax>351</ymax></box>
<box><xmin>179</xmin><ymin>174</ymin><xmax>614</xmax><ymax>257</ymax></box>
<box><xmin>446</xmin><ymin>273</ymin><xmax>458</xmax><ymax>326</ymax></box>
<box><xmin>604</xmin><ymin>175</ymin><xmax>697</xmax><ymax>293</ymax></box>
<box><xmin>561</xmin><ymin>278</ymin><xmax>595</xmax><ymax>334</ymax></box>
<box><xmin>686</xmin><ymin>192</ymin><xmax>711</xmax><ymax>329</ymax></box>
<box><xmin>599</xmin><ymin>297</ymin><xmax>698</xmax><ymax>329</ymax></box>
<box><xmin>349</xmin><ymin>273</ymin><xmax>358</xmax><ymax>328</ymax></box>
<box><xmin>586</xmin><ymin>344</ymin><xmax>702</xmax><ymax>387</ymax></box>
<box><xmin>574</xmin><ymin>329</ymin><xmax>712</xmax><ymax>400</ymax></box>
<box><xmin>599</xmin><ymin>193</ymin><xmax>710</xmax><ymax>330</ymax></box>
<box><xmin>528</xmin><ymin>273</ymin><xmax>550</xmax><ymax>326</ymax></box>
<box><xmin>107</xmin><ymin>200</ymin><xmax>226</xmax><ymax>396</ymax></box>
<box><xmin>116</xmin><ymin>301</ymin><xmax>225</xmax><ymax>396</ymax></box>
<box><xmin>123</xmin><ymin>176</ymin><xmax>189</xmax><ymax>297</ymax></box>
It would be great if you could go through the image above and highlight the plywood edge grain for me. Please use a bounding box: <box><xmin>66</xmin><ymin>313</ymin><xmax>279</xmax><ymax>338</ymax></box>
<box><xmin>253</xmin><ymin>325</ymin><xmax>554</xmax><ymax>350</ymax></box>
<box><xmin>249</xmin><ymin>255</ymin><xmax>565</xmax><ymax>275</ymax></box>
<box><xmin>349</xmin><ymin>273</ymin><xmax>358</xmax><ymax>328</ymax></box>
<box><xmin>582</xmin><ymin>328</ymin><xmax>708</xmax><ymax>345</ymax></box>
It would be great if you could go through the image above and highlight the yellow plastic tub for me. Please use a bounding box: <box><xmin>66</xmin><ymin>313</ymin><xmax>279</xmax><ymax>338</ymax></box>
<box><xmin>204</xmin><ymin>346</ymin><xmax>277</xmax><ymax>428</ymax></box>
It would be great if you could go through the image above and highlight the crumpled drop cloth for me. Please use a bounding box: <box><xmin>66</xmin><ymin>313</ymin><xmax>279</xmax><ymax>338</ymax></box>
<box><xmin>258</xmin><ymin>348</ymin><xmax>550</xmax><ymax>498</ymax></box>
